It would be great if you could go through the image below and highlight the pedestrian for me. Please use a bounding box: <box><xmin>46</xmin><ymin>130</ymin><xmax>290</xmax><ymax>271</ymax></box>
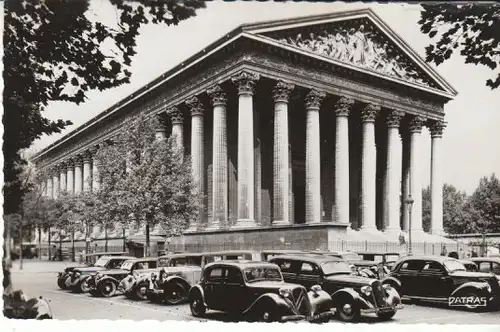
<box><xmin>471</xmin><ymin>249</ymin><xmax>478</xmax><ymax>257</ymax></box>
<box><xmin>440</xmin><ymin>244</ymin><xmax>447</xmax><ymax>256</ymax></box>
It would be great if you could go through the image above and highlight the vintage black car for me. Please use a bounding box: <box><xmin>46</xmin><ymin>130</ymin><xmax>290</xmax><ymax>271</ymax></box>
<box><xmin>309</xmin><ymin>250</ymin><xmax>386</xmax><ymax>279</ymax></box>
<box><xmin>57</xmin><ymin>251</ymin><xmax>129</xmax><ymax>290</ymax></box>
<box><xmin>269</xmin><ymin>255</ymin><xmax>403</xmax><ymax>322</ymax></box>
<box><xmin>3</xmin><ymin>290</ymin><xmax>53</xmax><ymax>320</ymax></box>
<box><xmin>471</xmin><ymin>257</ymin><xmax>500</xmax><ymax>280</ymax></box>
<box><xmin>120</xmin><ymin>255</ymin><xmax>172</xmax><ymax>300</ymax></box>
<box><xmin>382</xmin><ymin>255</ymin><xmax>500</xmax><ymax>310</ymax></box>
<box><xmin>458</xmin><ymin>259</ymin><xmax>478</xmax><ymax>272</ymax></box>
<box><xmin>189</xmin><ymin>260</ymin><xmax>335</xmax><ymax>322</ymax></box>
<box><xmin>88</xmin><ymin>257</ymin><xmax>158</xmax><ymax>297</ymax></box>
<box><xmin>147</xmin><ymin>251</ymin><xmax>260</xmax><ymax>305</ymax></box>
<box><xmin>66</xmin><ymin>255</ymin><xmax>135</xmax><ymax>292</ymax></box>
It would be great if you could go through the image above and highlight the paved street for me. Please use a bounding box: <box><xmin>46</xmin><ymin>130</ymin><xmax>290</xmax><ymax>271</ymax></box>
<box><xmin>9</xmin><ymin>259</ymin><xmax>500</xmax><ymax>323</ymax></box>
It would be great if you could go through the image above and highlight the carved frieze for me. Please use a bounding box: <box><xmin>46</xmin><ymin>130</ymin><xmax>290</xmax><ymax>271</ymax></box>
<box><xmin>207</xmin><ymin>85</ymin><xmax>227</xmax><ymax>106</ymax></box>
<box><xmin>304</xmin><ymin>89</ymin><xmax>326</xmax><ymax>110</ymax></box>
<box><xmin>272</xmin><ymin>81</ymin><xmax>295</xmax><ymax>103</ymax></box>
<box><xmin>334</xmin><ymin>97</ymin><xmax>355</xmax><ymax>117</ymax></box>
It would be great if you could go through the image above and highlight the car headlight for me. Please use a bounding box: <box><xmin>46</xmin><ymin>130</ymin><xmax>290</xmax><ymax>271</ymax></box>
<box><xmin>279</xmin><ymin>288</ymin><xmax>292</xmax><ymax>298</ymax></box>
<box><xmin>382</xmin><ymin>284</ymin><xmax>392</xmax><ymax>291</ymax></box>
<box><xmin>75</xmin><ymin>272</ymin><xmax>81</xmax><ymax>278</ymax></box>
<box><xmin>311</xmin><ymin>284</ymin><xmax>322</xmax><ymax>293</ymax></box>
<box><xmin>486</xmin><ymin>283</ymin><xmax>492</xmax><ymax>293</ymax></box>
<box><xmin>361</xmin><ymin>285</ymin><xmax>372</xmax><ymax>297</ymax></box>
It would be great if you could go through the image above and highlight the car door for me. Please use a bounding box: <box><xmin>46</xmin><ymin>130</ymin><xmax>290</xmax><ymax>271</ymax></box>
<box><xmin>297</xmin><ymin>262</ymin><xmax>322</xmax><ymax>289</ymax></box>
<box><xmin>394</xmin><ymin>260</ymin><xmax>426</xmax><ymax>297</ymax></box>
<box><xmin>223</xmin><ymin>267</ymin><xmax>246</xmax><ymax>312</ymax></box>
<box><xmin>272</xmin><ymin>259</ymin><xmax>300</xmax><ymax>283</ymax></box>
<box><xmin>203</xmin><ymin>267</ymin><xmax>226</xmax><ymax>310</ymax></box>
<box><xmin>419</xmin><ymin>260</ymin><xmax>452</xmax><ymax>299</ymax></box>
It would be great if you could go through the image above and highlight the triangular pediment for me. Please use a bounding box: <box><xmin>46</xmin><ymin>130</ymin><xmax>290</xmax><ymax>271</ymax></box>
<box><xmin>241</xmin><ymin>9</ymin><xmax>456</xmax><ymax>96</ymax></box>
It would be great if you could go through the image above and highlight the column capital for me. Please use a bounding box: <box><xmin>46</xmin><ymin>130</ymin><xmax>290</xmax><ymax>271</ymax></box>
<box><xmin>305</xmin><ymin>89</ymin><xmax>326</xmax><ymax>110</ymax></box>
<box><xmin>169</xmin><ymin>107</ymin><xmax>184</xmax><ymax>124</ymax></box>
<box><xmin>207</xmin><ymin>85</ymin><xmax>227</xmax><ymax>106</ymax></box>
<box><xmin>82</xmin><ymin>150</ymin><xmax>93</xmax><ymax>163</ymax></box>
<box><xmin>231</xmin><ymin>70</ymin><xmax>260</xmax><ymax>95</ymax></box>
<box><xmin>361</xmin><ymin>104</ymin><xmax>381</xmax><ymax>122</ymax></box>
<box><xmin>429</xmin><ymin>120</ymin><xmax>447</xmax><ymax>138</ymax></box>
<box><xmin>272</xmin><ymin>81</ymin><xmax>295</xmax><ymax>103</ymax></box>
<box><xmin>88</xmin><ymin>145</ymin><xmax>100</xmax><ymax>157</ymax></box>
<box><xmin>73</xmin><ymin>154</ymin><xmax>84</xmax><ymax>166</ymax></box>
<box><xmin>334</xmin><ymin>97</ymin><xmax>355</xmax><ymax>117</ymax></box>
<box><xmin>57</xmin><ymin>162</ymin><xmax>67</xmax><ymax>172</ymax></box>
<box><xmin>386</xmin><ymin>110</ymin><xmax>405</xmax><ymax>128</ymax></box>
<box><xmin>409</xmin><ymin>115</ymin><xmax>427</xmax><ymax>133</ymax></box>
<box><xmin>65</xmin><ymin>158</ymin><xmax>75</xmax><ymax>171</ymax></box>
<box><xmin>186</xmin><ymin>96</ymin><xmax>204</xmax><ymax>117</ymax></box>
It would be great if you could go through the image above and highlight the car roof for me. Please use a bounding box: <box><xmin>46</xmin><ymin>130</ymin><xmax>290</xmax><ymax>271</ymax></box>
<box><xmin>457</xmin><ymin>259</ymin><xmax>476</xmax><ymax>265</ymax></box>
<box><xmin>394</xmin><ymin>255</ymin><xmax>458</xmax><ymax>264</ymax></box>
<box><xmin>470</xmin><ymin>257</ymin><xmax>500</xmax><ymax>263</ymax></box>
<box><xmin>205</xmin><ymin>260</ymin><xmax>278</xmax><ymax>269</ymax></box>
<box><xmin>268</xmin><ymin>254</ymin><xmax>344</xmax><ymax>263</ymax></box>
<box><xmin>106</xmin><ymin>256</ymin><xmax>136</xmax><ymax>260</ymax></box>
<box><xmin>84</xmin><ymin>252</ymin><xmax>129</xmax><ymax>257</ymax></box>
<box><xmin>356</xmin><ymin>251</ymin><xmax>401</xmax><ymax>255</ymax></box>
<box><xmin>123</xmin><ymin>257</ymin><xmax>158</xmax><ymax>263</ymax></box>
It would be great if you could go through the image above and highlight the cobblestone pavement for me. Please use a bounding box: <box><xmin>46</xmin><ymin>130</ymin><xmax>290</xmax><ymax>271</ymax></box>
<box><xmin>8</xmin><ymin>259</ymin><xmax>500</xmax><ymax>323</ymax></box>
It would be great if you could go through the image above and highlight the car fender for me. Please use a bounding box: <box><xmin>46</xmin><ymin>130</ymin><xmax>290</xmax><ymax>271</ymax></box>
<box><xmin>188</xmin><ymin>284</ymin><xmax>206</xmax><ymax>305</ymax></box>
<box><xmin>162</xmin><ymin>275</ymin><xmax>192</xmax><ymax>293</ymax></box>
<box><xmin>331</xmin><ymin>288</ymin><xmax>371</xmax><ymax>310</ymax></box>
<box><xmin>308</xmin><ymin>289</ymin><xmax>333</xmax><ymax>316</ymax></box>
<box><xmin>381</xmin><ymin>276</ymin><xmax>402</xmax><ymax>290</ymax></box>
<box><xmin>242</xmin><ymin>293</ymin><xmax>292</xmax><ymax>315</ymax></box>
<box><xmin>96</xmin><ymin>276</ymin><xmax>119</xmax><ymax>288</ymax></box>
<box><xmin>450</xmin><ymin>281</ymin><xmax>492</xmax><ymax>298</ymax></box>
<box><xmin>384</xmin><ymin>286</ymin><xmax>402</xmax><ymax>307</ymax></box>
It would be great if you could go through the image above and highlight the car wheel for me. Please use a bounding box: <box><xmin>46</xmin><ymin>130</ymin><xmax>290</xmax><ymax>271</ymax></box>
<box><xmin>164</xmin><ymin>282</ymin><xmax>187</xmax><ymax>305</ymax></box>
<box><xmin>135</xmin><ymin>283</ymin><xmax>148</xmax><ymax>301</ymax></box>
<box><xmin>336</xmin><ymin>298</ymin><xmax>360</xmax><ymax>322</ymax></box>
<box><xmin>147</xmin><ymin>292</ymin><xmax>163</xmax><ymax>304</ymax></box>
<box><xmin>79</xmin><ymin>279</ymin><xmax>90</xmax><ymax>293</ymax></box>
<box><xmin>99</xmin><ymin>281</ymin><xmax>117</xmax><ymax>298</ymax></box>
<box><xmin>258</xmin><ymin>303</ymin><xmax>279</xmax><ymax>323</ymax></box>
<box><xmin>377</xmin><ymin>310</ymin><xmax>396</xmax><ymax>321</ymax></box>
<box><xmin>189</xmin><ymin>291</ymin><xmax>206</xmax><ymax>317</ymax></box>
<box><xmin>57</xmin><ymin>277</ymin><xmax>67</xmax><ymax>290</ymax></box>
<box><xmin>461</xmin><ymin>291</ymin><xmax>485</xmax><ymax>312</ymax></box>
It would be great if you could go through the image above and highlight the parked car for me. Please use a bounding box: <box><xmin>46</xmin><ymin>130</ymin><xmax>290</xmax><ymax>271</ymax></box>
<box><xmin>471</xmin><ymin>257</ymin><xmax>500</xmax><ymax>280</ymax></box>
<box><xmin>309</xmin><ymin>250</ymin><xmax>383</xmax><ymax>279</ymax></box>
<box><xmin>189</xmin><ymin>260</ymin><xmax>335</xmax><ymax>322</ymax></box>
<box><xmin>382</xmin><ymin>255</ymin><xmax>500</xmax><ymax>310</ymax></box>
<box><xmin>3</xmin><ymin>290</ymin><xmax>52</xmax><ymax>319</ymax></box>
<box><xmin>458</xmin><ymin>259</ymin><xmax>478</xmax><ymax>272</ymax></box>
<box><xmin>65</xmin><ymin>255</ymin><xmax>135</xmax><ymax>293</ymax></box>
<box><xmin>120</xmin><ymin>255</ymin><xmax>172</xmax><ymax>300</ymax></box>
<box><xmin>260</xmin><ymin>249</ymin><xmax>311</xmax><ymax>261</ymax></box>
<box><xmin>88</xmin><ymin>257</ymin><xmax>159</xmax><ymax>297</ymax></box>
<box><xmin>147</xmin><ymin>251</ymin><xmax>261</xmax><ymax>305</ymax></box>
<box><xmin>269</xmin><ymin>255</ymin><xmax>403</xmax><ymax>322</ymax></box>
<box><xmin>57</xmin><ymin>251</ymin><xmax>129</xmax><ymax>290</ymax></box>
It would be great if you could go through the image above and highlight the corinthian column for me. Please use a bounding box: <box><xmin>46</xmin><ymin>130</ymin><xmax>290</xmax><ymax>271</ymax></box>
<box><xmin>47</xmin><ymin>176</ymin><xmax>53</xmax><ymax>199</ymax></box>
<box><xmin>83</xmin><ymin>152</ymin><xmax>92</xmax><ymax>192</ymax></box>
<box><xmin>52</xmin><ymin>170</ymin><xmax>60</xmax><ymax>199</ymax></box>
<box><xmin>186</xmin><ymin>96</ymin><xmax>205</xmax><ymax>231</ymax></box>
<box><xmin>334</xmin><ymin>97</ymin><xmax>354</xmax><ymax>224</ymax></box>
<box><xmin>385</xmin><ymin>110</ymin><xmax>405</xmax><ymax>233</ymax></box>
<box><xmin>66</xmin><ymin>159</ymin><xmax>74</xmax><ymax>194</ymax></box>
<box><xmin>74</xmin><ymin>156</ymin><xmax>83</xmax><ymax>194</ymax></box>
<box><xmin>361</xmin><ymin>104</ymin><xmax>380</xmax><ymax>231</ymax></box>
<box><xmin>305</xmin><ymin>89</ymin><xmax>325</xmax><ymax>224</ymax></box>
<box><xmin>155</xmin><ymin>114</ymin><xmax>167</xmax><ymax>141</ymax></box>
<box><xmin>232</xmin><ymin>71</ymin><xmax>260</xmax><ymax>228</ymax></box>
<box><xmin>169</xmin><ymin>107</ymin><xmax>184</xmax><ymax>156</ymax></box>
<box><xmin>409</xmin><ymin>115</ymin><xmax>426</xmax><ymax>233</ymax></box>
<box><xmin>207</xmin><ymin>85</ymin><xmax>228</xmax><ymax>229</ymax></box>
<box><xmin>91</xmin><ymin>147</ymin><xmax>100</xmax><ymax>192</ymax></box>
<box><xmin>59</xmin><ymin>163</ymin><xmax>67</xmax><ymax>194</ymax></box>
<box><xmin>430</xmin><ymin>120</ymin><xmax>446</xmax><ymax>235</ymax></box>
<box><xmin>272</xmin><ymin>81</ymin><xmax>294</xmax><ymax>225</ymax></box>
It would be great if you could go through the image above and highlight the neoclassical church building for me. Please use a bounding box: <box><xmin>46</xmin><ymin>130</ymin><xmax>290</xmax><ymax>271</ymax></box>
<box><xmin>32</xmin><ymin>9</ymin><xmax>457</xmax><ymax>253</ymax></box>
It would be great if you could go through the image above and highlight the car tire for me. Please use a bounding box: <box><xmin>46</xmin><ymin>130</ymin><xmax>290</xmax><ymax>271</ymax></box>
<box><xmin>135</xmin><ymin>283</ymin><xmax>148</xmax><ymax>301</ymax></box>
<box><xmin>99</xmin><ymin>281</ymin><xmax>117</xmax><ymax>298</ymax></box>
<box><xmin>461</xmin><ymin>291</ymin><xmax>485</xmax><ymax>312</ymax></box>
<box><xmin>336</xmin><ymin>298</ymin><xmax>360</xmax><ymax>322</ymax></box>
<box><xmin>189</xmin><ymin>291</ymin><xmax>206</xmax><ymax>317</ymax></box>
<box><xmin>377</xmin><ymin>310</ymin><xmax>396</xmax><ymax>321</ymax></box>
<box><xmin>79</xmin><ymin>279</ymin><xmax>90</xmax><ymax>293</ymax></box>
<box><xmin>147</xmin><ymin>292</ymin><xmax>163</xmax><ymax>304</ymax></box>
<box><xmin>258</xmin><ymin>302</ymin><xmax>279</xmax><ymax>323</ymax></box>
<box><xmin>164</xmin><ymin>282</ymin><xmax>188</xmax><ymax>305</ymax></box>
<box><xmin>57</xmin><ymin>277</ymin><xmax>67</xmax><ymax>290</ymax></box>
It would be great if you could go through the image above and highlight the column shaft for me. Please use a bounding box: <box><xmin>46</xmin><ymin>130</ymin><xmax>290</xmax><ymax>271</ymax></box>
<box><xmin>361</xmin><ymin>104</ymin><xmax>380</xmax><ymax>230</ymax></box>
<box><xmin>52</xmin><ymin>174</ymin><xmax>60</xmax><ymax>199</ymax></box>
<box><xmin>67</xmin><ymin>164</ymin><xmax>74</xmax><ymax>195</ymax></box>
<box><xmin>83</xmin><ymin>156</ymin><xmax>92</xmax><ymax>192</ymax></box>
<box><xmin>59</xmin><ymin>168</ymin><xmax>67</xmax><ymax>193</ymax></box>
<box><xmin>92</xmin><ymin>159</ymin><xmax>100</xmax><ymax>192</ymax></box>
<box><xmin>74</xmin><ymin>160</ymin><xmax>83</xmax><ymax>194</ymax></box>
<box><xmin>170</xmin><ymin>107</ymin><xmax>184</xmax><ymax>159</ymax></box>
<box><xmin>187</xmin><ymin>97</ymin><xmax>204</xmax><ymax>230</ymax></box>
<box><xmin>47</xmin><ymin>177</ymin><xmax>53</xmax><ymax>199</ymax></box>
<box><xmin>409</xmin><ymin>116</ymin><xmax>426</xmax><ymax>232</ymax></box>
<box><xmin>430</xmin><ymin>121</ymin><xmax>446</xmax><ymax>235</ymax></box>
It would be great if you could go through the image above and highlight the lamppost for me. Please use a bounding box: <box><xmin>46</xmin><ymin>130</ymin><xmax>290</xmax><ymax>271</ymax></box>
<box><xmin>406</xmin><ymin>195</ymin><xmax>414</xmax><ymax>256</ymax></box>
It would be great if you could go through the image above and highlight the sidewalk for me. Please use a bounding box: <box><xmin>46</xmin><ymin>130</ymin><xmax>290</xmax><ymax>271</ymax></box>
<box><xmin>9</xmin><ymin>259</ymin><xmax>83</xmax><ymax>273</ymax></box>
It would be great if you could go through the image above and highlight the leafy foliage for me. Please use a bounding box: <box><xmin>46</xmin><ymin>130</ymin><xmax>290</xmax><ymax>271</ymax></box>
<box><xmin>419</xmin><ymin>4</ymin><xmax>500</xmax><ymax>89</ymax></box>
<box><xmin>469</xmin><ymin>174</ymin><xmax>500</xmax><ymax>233</ymax></box>
<box><xmin>3</xmin><ymin>0</ymin><xmax>205</xmax><ymax>215</ymax></box>
<box><xmin>94</xmin><ymin>113</ymin><xmax>202</xmax><ymax>255</ymax></box>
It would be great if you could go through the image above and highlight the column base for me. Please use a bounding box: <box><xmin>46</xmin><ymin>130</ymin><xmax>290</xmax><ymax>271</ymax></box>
<box><xmin>233</xmin><ymin>219</ymin><xmax>257</xmax><ymax>229</ymax></box>
<box><xmin>430</xmin><ymin>229</ymin><xmax>445</xmax><ymax>236</ymax></box>
<box><xmin>205</xmin><ymin>222</ymin><xmax>223</xmax><ymax>231</ymax></box>
<box><xmin>273</xmin><ymin>220</ymin><xmax>292</xmax><ymax>226</ymax></box>
<box><xmin>361</xmin><ymin>225</ymin><xmax>378</xmax><ymax>232</ymax></box>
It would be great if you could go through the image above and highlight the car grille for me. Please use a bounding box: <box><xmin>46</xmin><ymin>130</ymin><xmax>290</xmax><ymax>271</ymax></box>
<box><xmin>371</xmin><ymin>280</ymin><xmax>386</xmax><ymax>307</ymax></box>
<box><xmin>291</xmin><ymin>288</ymin><xmax>312</xmax><ymax>315</ymax></box>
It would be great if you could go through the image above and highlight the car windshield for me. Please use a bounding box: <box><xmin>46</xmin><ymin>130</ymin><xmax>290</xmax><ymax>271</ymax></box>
<box><xmin>243</xmin><ymin>267</ymin><xmax>283</xmax><ymax>283</ymax></box>
<box><xmin>443</xmin><ymin>260</ymin><xmax>467</xmax><ymax>272</ymax></box>
<box><xmin>95</xmin><ymin>258</ymin><xmax>109</xmax><ymax>267</ymax></box>
<box><xmin>321</xmin><ymin>261</ymin><xmax>352</xmax><ymax>275</ymax></box>
<box><xmin>121</xmin><ymin>261</ymin><xmax>135</xmax><ymax>270</ymax></box>
<box><xmin>342</xmin><ymin>253</ymin><xmax>361</xmax><ymax>261</ymax></box>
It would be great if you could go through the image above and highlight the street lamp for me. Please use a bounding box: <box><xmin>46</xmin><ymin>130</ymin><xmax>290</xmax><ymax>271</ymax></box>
<box><xmin>406</xmin><ymin>195</ymin><xmax>414</xmax><ymax>256</ymax></box>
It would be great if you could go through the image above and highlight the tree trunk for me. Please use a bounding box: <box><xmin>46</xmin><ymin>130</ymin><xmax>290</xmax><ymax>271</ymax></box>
<box><xmin>104</xmin><ymin>226</ymin><xmax>108</xmax><ymax>252</ymax></box>
<box><xmin>5</xmin><ymin>217</ymin><xmax>12</xmax><ymax>262</ymax></box>
<box><xmin>85</xmin><ymin>223</ymin><xmax>91</xmax><ymax>264</ymax></box>
<box><xmin>145</xmin><ymin>221</ymin><xmax>150</xmax><ymax>258</ymax></box>
<box><xmin>19</xmin><ymin>216</ymin><xmax>24</xmax><ymax>270</ymax></box>
<box><xmin>48</xmin><ymin>227</ymin><xmax>51</xmax><ymax>261</ymax></box>
<box><xmin>38</xmin><ymin>227</ymin><xmax>42</xmax><ymax>260</ymax></box>
<box><xmin>59</xmin><ymin>229</ymin><xmax>63</xmax><ymax>261</ymax></box>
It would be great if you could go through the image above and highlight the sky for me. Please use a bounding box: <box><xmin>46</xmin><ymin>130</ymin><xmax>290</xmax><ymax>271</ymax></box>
<box><xmin>28</xmin><ymin>1</ymin><xmax>500</xmax><ymax>194</ymax></box>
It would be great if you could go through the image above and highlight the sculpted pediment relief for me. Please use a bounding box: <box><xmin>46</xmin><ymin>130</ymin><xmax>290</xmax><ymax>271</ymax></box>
<box><xmin>261</xmin><ymin>18</ymin><xmax>440</xmax><ymax>90</ymax></box>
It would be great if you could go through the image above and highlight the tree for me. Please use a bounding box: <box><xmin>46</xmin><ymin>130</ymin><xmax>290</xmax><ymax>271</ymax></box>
<box><xmin>469</xmin><ymin>174</ymin><xmax>500</xmax><ymax>233</ymax></box>
<box><xmin>94</xmin><ymin>113</ymin><xmax>202</xmax><ymax>256</ymax></box>
<box><xmin>4</xmin><ymin>0</ymin><xmax>206</xmax><ymax>215</ymax></box>
<box><xmin>418</xmin><ymin>4</ymin><xmax>500</xmax><ymax>89</ymax></box>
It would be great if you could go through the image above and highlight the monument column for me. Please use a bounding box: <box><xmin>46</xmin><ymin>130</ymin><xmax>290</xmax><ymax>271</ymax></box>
<box><xmin>409</xmin><ymin>115</ymin><xmax>426</xmax><ymax>233</ymax></box>
<box><xmin>430</xmin><ymin>120</ymin><xmax>446</xmax><ymax>235</ymax></box>
<box><xmin>155</xmin><ymin>114</ymin><xmax>167</xmax><ymax>141</ymax></box>
<box><xmin>272</xmin><ymin>81</ymin><xmax>295</xmax><ymax>225</ymax></box>
<box><xmin>334</xmin><ymin>97</ymin><xmax>354</xmax><ymax>224</ymax></box>
<box><xmin>66</xmin><ymin>159</ymin><xmax>75</xmax><ymax>194</ymax></box>
<box><xmin>52</xmin><ymin>169</ymin><xmax>60</xmax><ymax>199</ymax></box>
<box><xmin>361</xmin><ymin>104</ymin><xmax>380</xmax><ymax>231</ymax></box>
<box><xmin>207</xmin><ymin>85</ymin><xmax>228</xmax><ymax>229</ymax></box>
<box><xmin>170</xmin><ymin>107</ymin><xmax>184</xmax><ymax>157</ymax></box>
<box><xmin>232</xmin><ymin>71</ymin><xmax>260</xmax><ymax>228</ymax></box>
<box><xmin>83</xmin><ymin>152</ymin><xmax>92</xmax><ymax>192</ymax></box>
<box><xmin>305</xmin><ymin>89</ymin><xmax>325</xmax><ymax>224</ymax></box>
<box><xmin>74</xmin><ymin>156</ymin><xmax>83</xmax><ymax>194</ymax></box>
<box><xmin>91</xmin><ymin>148</ymin><xmax>100</xmax><ymax>192</ymax></box>
<box><xmin>59</xmin><ymin>163</ymin><xmax>67</xmax><ymax>194</ymax></box>
<box><xmin>385</xmin><ymin>110</ymin><xmax>405</xmax><ymax>233</ymax></box>
<box><xmin>186</xmin><ymin>96</ymin><xmax>205</xmax><ymax>231</ymax></box>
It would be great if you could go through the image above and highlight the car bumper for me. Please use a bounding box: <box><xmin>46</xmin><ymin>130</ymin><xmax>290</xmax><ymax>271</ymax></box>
<box><xmin>280</xmin><ymin>314</ymin><xmax>306</xmax><ymax>322</ymax></box>
<box><xmin>306</xmin><ymin>308</ymin><xmax>336</xmax><ymax>322</ymax></box>
<box><xmin>361</xmin><ymin>304</ymin><xmax>404</xmax><ymax>315</ymax></box>
<box><xmin>147</xmin><ymin>288</ymin><xmax>164</xmax><ymax>295</ymax></box>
